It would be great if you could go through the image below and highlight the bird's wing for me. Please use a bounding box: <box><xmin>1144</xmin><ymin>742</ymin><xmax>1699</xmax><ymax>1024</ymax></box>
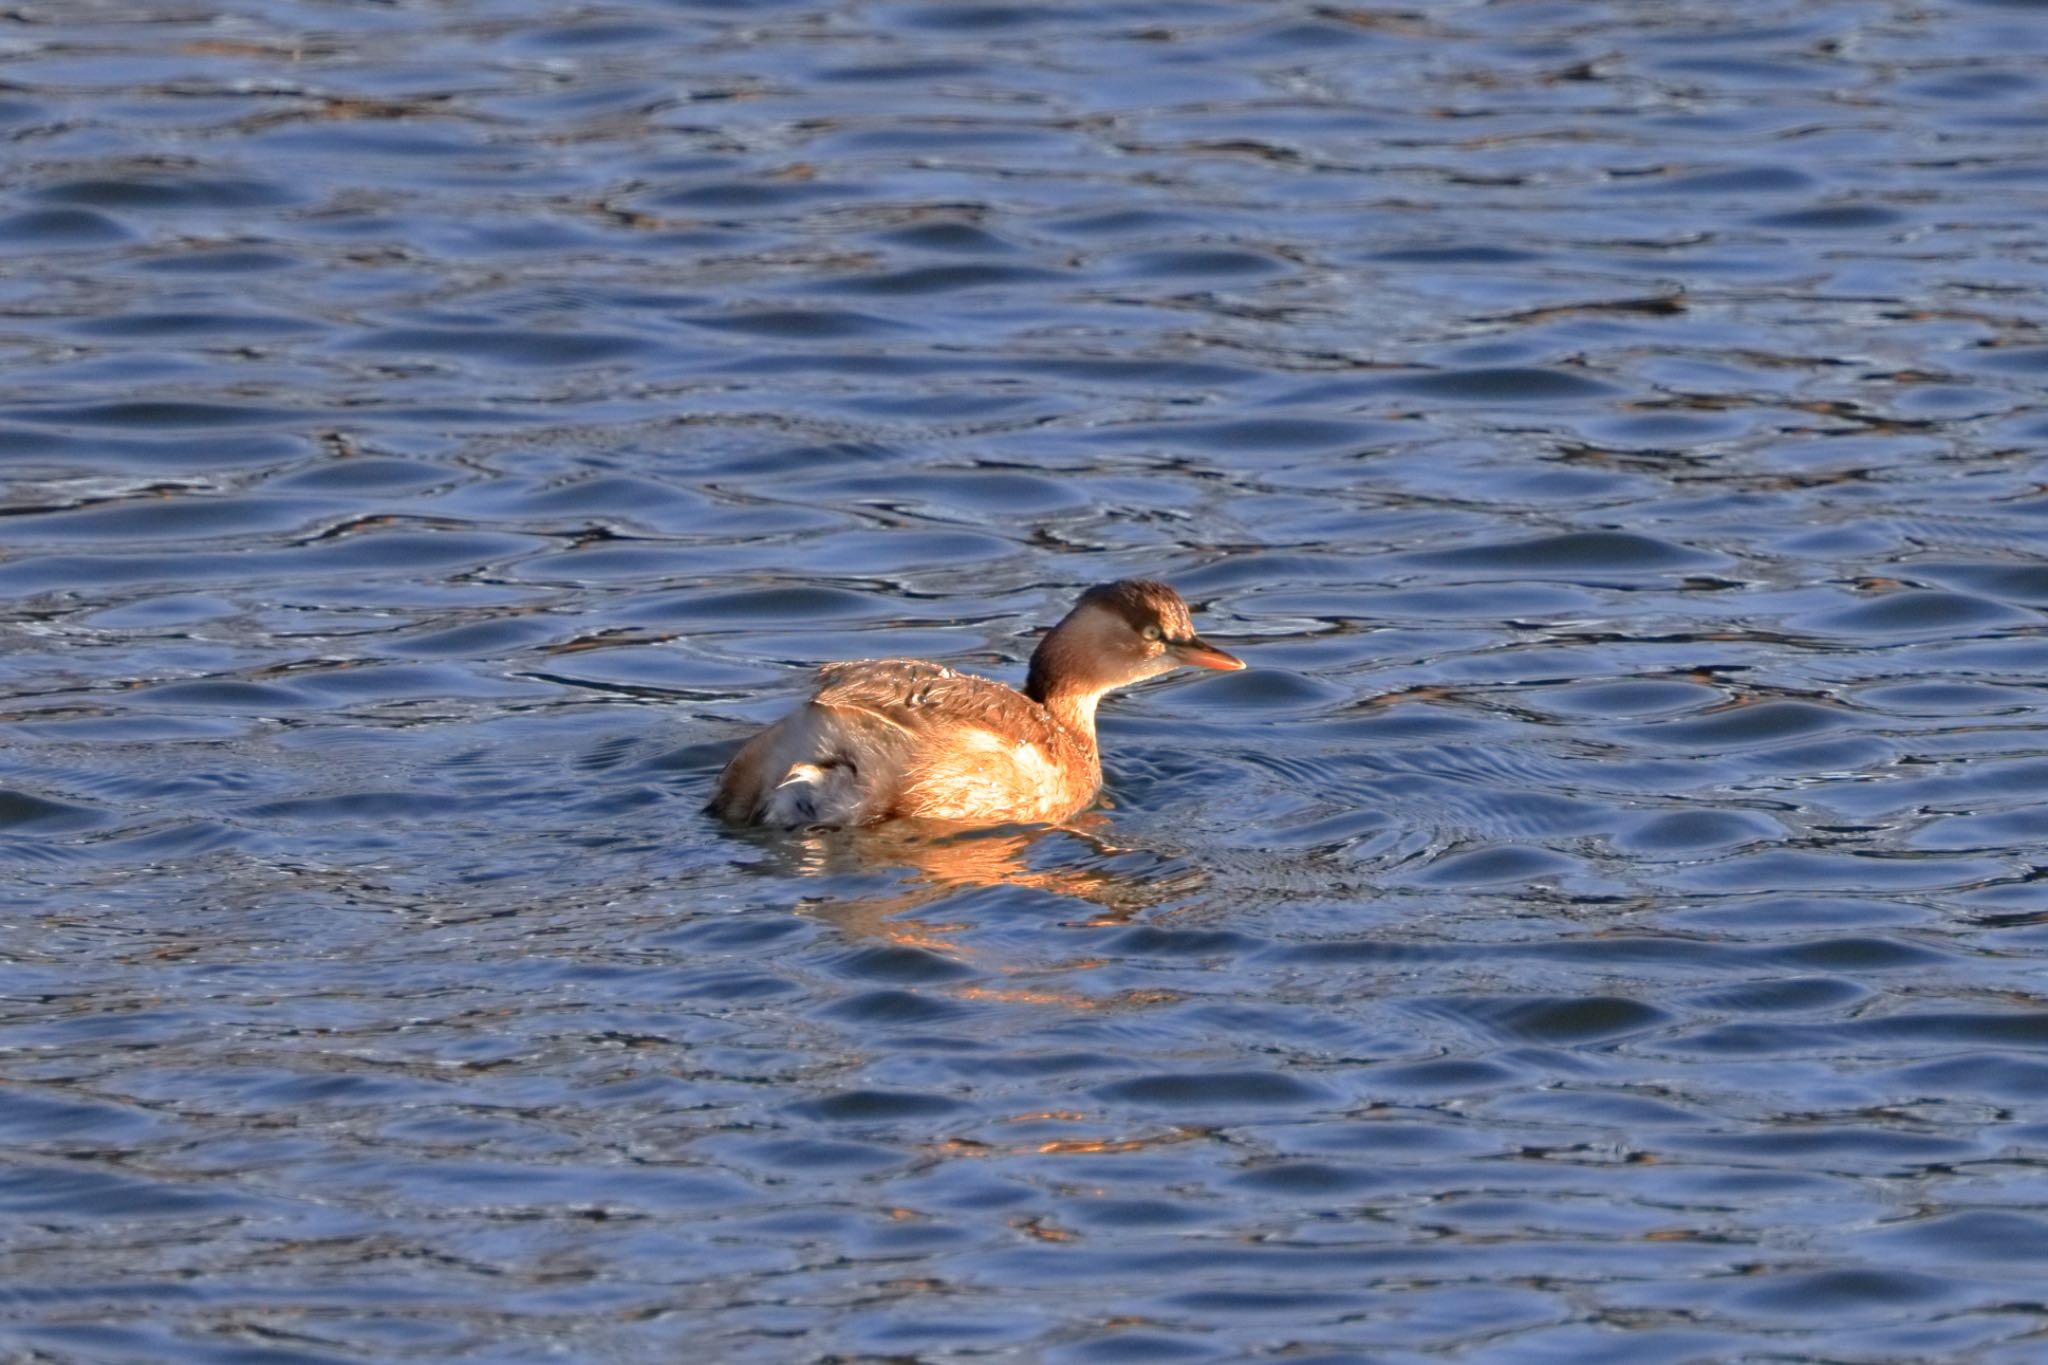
<box><xmin>810</xmin><ymin>660</ymin><xmax>1063</xmax><ymax>748</ymax></box>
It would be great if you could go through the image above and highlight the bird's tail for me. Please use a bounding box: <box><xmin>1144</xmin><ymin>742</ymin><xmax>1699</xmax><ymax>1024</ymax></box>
<box><xmin>757</xmin><ymin>757</ymin><xmax>861</xmax><ymax>828</ymax></box>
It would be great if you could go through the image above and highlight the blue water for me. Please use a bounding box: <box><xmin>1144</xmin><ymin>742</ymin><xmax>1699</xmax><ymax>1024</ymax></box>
<box><xmin>5</xmin><ymin>1</ymin><xmax>2048</xmax><ymax>1359</ymax></box>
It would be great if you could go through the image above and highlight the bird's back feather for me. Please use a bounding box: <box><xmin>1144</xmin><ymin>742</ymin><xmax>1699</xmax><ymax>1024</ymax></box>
<box><xmin>712</xmin><ymin>659</ymin><xmax>1097</xmax><ymax>827</ymax></box>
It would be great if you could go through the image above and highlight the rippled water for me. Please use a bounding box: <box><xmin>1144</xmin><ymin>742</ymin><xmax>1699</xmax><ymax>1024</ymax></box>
<box><xmin>5</xmin><ymin>0</ymin><xmax>2048</xmax><ymax>1359</ymax></box>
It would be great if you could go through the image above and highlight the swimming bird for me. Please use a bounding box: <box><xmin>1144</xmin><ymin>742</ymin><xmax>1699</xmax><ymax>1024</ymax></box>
<box><xmin>711</xmin><ymin>579</ymin><xmax>1243</xmax><ymax>828</ymax></box>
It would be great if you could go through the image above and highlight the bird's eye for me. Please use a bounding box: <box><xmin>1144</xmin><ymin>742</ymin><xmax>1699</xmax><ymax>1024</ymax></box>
<box><xmin>1142</xmin><ymin>624</ymin><xmax>1161</xmax><ymax>641</ymax></box>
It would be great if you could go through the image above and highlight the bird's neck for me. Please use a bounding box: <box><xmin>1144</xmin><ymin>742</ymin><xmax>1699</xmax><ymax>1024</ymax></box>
<box><xmin>1037</xmin><ymin>686</ymin><xmax>1102</xmax><ymax>747</ymax></box>
<box><xmin>1025</xmin><ymin>633</ymin><xmax>1105</xmax><ymax>748</ymax></box>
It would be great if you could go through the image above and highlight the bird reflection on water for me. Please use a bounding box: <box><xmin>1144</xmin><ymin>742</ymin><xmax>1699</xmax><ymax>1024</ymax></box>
<box><xmin>730</xmin><ymin>816</ymin><xmax>1208</xmax><ymax>1003</ymax></box>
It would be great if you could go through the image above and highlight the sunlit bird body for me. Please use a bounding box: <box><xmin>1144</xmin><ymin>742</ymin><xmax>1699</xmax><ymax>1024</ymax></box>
<box><xmin>711</xmin><ymin>580</ymin><xmax>1243</xmax><ymax>828</ymax></box>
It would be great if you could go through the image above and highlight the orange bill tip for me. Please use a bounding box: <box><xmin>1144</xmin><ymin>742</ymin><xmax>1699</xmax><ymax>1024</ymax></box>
<box><xmin>1176</xmin><ymin>638</ymin><xmax>1245</xmax><ymax>671</ymax></box>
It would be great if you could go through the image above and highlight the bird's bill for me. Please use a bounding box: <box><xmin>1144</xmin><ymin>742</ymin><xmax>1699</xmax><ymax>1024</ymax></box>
<box><xmin>1172</xmin><ymin>636</ymin><xmax>1245</xmax><ymax>671</ymax></box>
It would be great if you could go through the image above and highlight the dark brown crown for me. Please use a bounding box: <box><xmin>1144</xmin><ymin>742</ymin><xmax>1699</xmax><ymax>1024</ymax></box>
<box><xmin>1074</xmin><ymin>579</ymin><xmax>1195</xmax><ymax>639</ymax></box>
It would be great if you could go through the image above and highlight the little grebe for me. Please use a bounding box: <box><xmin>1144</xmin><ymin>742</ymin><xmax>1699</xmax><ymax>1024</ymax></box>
<box><xmin>711</xmin><ymin>579</ymin><xmax>1243</xmax><ymax>828</ymax></box>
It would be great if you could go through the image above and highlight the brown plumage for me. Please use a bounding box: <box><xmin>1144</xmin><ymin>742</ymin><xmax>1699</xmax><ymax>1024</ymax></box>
<box><xmin>710</xmin><ymin>579</ymin><xmax>1243</xmax><ymax>829</ymax></box>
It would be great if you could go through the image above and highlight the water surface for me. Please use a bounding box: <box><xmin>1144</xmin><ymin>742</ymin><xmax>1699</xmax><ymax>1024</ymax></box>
<box><xmin>5</xmin><ymin>0</ymin><xmax>2048</xmax><ymax>1360</ymax></box>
